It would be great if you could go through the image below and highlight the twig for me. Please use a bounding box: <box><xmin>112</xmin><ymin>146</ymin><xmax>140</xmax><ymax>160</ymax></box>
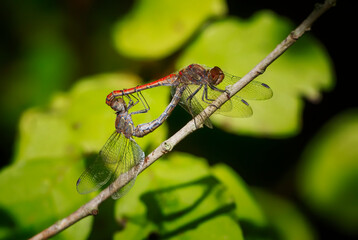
<box><xmin>30</xmin><ymin>1</ymin><xmax>336</xmax><ymax>239</ymax></box>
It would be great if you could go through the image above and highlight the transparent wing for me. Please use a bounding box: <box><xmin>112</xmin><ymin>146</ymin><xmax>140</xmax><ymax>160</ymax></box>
<box><xmin>206</xmin><ymin>88</ymin><xmax>253</xmax><ymax>117</ymax></box>
<box><xmin>173</xmin><ymin>85</ymin><xmax>213</xmax><ymax>128</ymax></box>
<box><xmin>174</xmin><ymin>84</ymin><xmax>252</xmax><ymax>122</ymax></box>
<box><xmin>76</xmin><ymin>131</ymin><xmax>125</xmax><ymax>194</ymax></box>
<box><xmin>216</xmin><ymin>73</ymin><xmax>273</xmax><ymax>100</ymax></box>
<box><xmin>219</xmin><ymin>97</ymin><xmax>253</xmax><ymax>117</ymax></box>
<box><xmin>171</xmin><ymin>72</ymin><xmax>272</xmax><ymax>124</ymax></box>
<box><xmin>111</xmin><ymin>137</ymin><xmax>145</xmax><ymax>199</ymax></box>
<box><xmin>201</xmin><ymin>73</ymin><xmax>272</xmax><ymax>117</ymax></box>
<box><xmin>183</xmin><ymin>84</ymin><xmax>252</xmax><ymax>118</ymax></box>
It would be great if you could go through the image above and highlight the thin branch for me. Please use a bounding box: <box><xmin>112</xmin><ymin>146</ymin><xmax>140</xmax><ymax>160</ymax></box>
<box><xmin>30</xmin><ymin>1</ymin><xmax>336</xmax><ymax>239</ymax></box>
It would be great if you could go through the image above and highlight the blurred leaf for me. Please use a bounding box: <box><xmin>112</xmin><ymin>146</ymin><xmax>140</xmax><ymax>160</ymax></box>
<box><xmin>169</xmin><ymin>215</ymin><xmax>243</xmax><ymax>240</ymax></box>
<box><xmin>0</xmin><ymin>157</ymin><xmax>92</xmax><ymax>240</ymax></box>
<box><xmin>14</xmin><ymin>108</ymin><xmax>77</xmax><ymax>164</ymax></box>
<box><xmin>114</xmin><ymin>152</ymin><xmax>245</xmax><ymax>239</ymax></box>
<box><xmin>112</xmin><ymin>0</ymin><xmax>227</xmax><ymax>59</ymax></box>
<box><xmin>114</xmin><ymin>152</ymin><xmax>212</xmax><ymax>221</ymax></box>
<box><xmin>297</xmin><ymin>109</ymin><xmax>358</xmax><ymax>234</ymax></box>
<box><xmin>253</xmin><ymin>189</ymin><xmax>317</xmax><ymax>240</ymax></box>
<box><xmin>211</xmin><ymin>164</ymin><xmax>267</xmax><ymax>226</ymax></box>
<box><xmin>176</xmin><ymin>11</ymin><xmax>334</xmax><ymax>136</ymax></box>
<box><xmin>114</xmin><ymin>221</ymin><xmax>156</xmax><ymax>240</ymax></box>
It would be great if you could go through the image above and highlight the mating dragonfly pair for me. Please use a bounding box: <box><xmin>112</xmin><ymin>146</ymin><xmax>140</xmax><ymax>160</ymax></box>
<box><xmin>76</xmin><ymin>64</ymin><xmax>273</xmax><ymax>199</ymax></box>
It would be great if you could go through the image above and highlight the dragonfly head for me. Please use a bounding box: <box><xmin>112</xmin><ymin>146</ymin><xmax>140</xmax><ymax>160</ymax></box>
<box><xmin>111</xmin><ymin>98</ymin><xmax>127</xmax><ymax>114</ymax></box>
<box><xmin>209</xmin><ymin>67</ymin><xmax>225</xmax><ymax>86</ymax></box>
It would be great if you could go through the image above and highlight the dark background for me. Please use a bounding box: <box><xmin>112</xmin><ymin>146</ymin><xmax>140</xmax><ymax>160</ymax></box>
<box><xmin>0</xmin><ymin>0</ymin><xmax>355</xmax><ymax>239</ymax></box>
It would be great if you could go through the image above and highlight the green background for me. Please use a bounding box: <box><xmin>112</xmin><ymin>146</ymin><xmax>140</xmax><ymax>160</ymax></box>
<box><xmin>0</xmin><ymin>0</ymin><xmax>356</xmax><ymax>239</ymax></box>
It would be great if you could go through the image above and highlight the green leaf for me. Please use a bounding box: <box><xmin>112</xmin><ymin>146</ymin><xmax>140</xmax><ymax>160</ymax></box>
<box><xmin>114</xmin><ymin>152</ymin><xmax>245</xmax><ymax>239</ymax></box>
<box><xmin>297</xmin><ymin>110</ymin><xmax>358</xmax><ymax>234</ymax></box>
<box><xmin>253</xmin><ymin>189</ymin><xmax>317</xmax><ymax>240</ymax></box>
<box><xmin>114</xmin><ymin>221</ymin><xmax>156</xmax><ymax>240</ymax></box>
<box><xmin>114</xmin><ymin>152</ymin><xmax>213</xmax><ymax>221</ymax></box>
<box><xmin>112</xmin><ymin>0</ymin><xmax>227</xmax><ymax>59</ymax></box>
<box><xmin>0</xmin><ymin>158</ymin><xmax>93</xmax><ymax>240</ymax></box>
<box><xmin>169</xmin><ymin>215</ymin><xmax>243</xmax><ymax>240</ymax></box>
<box><xmin>176</xmin><ymin>11</ymin><xmax>334</xmax><ymax>136</ymax></box>
<box><xmin>211</xmin><ymin>164</ymin><xmax>267</xmax><ymax>226</ymax></box>
<box><xmin>14</xmin><ymin>108</ymin><xmax>76</xmax><ymax>163</ymax></box>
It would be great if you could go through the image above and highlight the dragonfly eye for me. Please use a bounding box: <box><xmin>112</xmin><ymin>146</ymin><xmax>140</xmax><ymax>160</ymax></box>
<box><xmin>210</xmin><ymin>67</ymin><xmax>225</xmax><ymax>85</ymax></box>
<box><xmin>111</xmin><ymin>98</ymin><xmax>127</xmax><ymax>113</ymax></box>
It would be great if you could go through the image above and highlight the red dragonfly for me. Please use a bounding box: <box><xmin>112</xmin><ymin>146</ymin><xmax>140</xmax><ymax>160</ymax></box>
<box><xmin>77</xmin><ymin>87</ymin><xmax>185</xmax><ymax>199</ymax></box>
<box><xmin>106</xmin><ymin>64</ymin><xmax>273</xmax><ymax>128</ymax></box>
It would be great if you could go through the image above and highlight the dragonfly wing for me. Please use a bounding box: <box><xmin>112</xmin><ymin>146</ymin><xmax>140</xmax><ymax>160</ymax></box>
<box><xmin>218</xmin><ymin>73</ymin><xmax>273</xmax><ymax>100</ymax></box>
<box><xmin>111</xmin><ymin>137</ymin><xmax>145</xmax><ymax>199</ymax></box>
<box><xmin>76</xmin><ymin>132</ymin><xmax>122</xmax><ymax>194</ymax></box>
<box><xmin>203</xmin><ymin>87</ymin><xmax>253</xmax><ymax>118</ymax></box>
<box><xmin>219</xmin><ymin>97</ymin><xmax>253</xmax><ymax>117</ymax></box>
<box><xmin>176</xmin><ymin>85</ymin><xmax>213</xmax><ymax>128</ymax></box>
<box><xmin>237</xmin><ymin>81</ymin><xmax>273</xmax><ymax>100</ymax></box>
<box><xmin>111</xmin><ymin>178</ymin><xmax>137</xmax><ymax>200</ymax></box>
<box><xmin>181</xmin><ymin>85</ymin><xmax>252</xmax><ymax>119</ymax></box>
<box><xmin>206</xmin><ymin>87</ymin><xmax>233</xmax><ymax>112</ymax></box>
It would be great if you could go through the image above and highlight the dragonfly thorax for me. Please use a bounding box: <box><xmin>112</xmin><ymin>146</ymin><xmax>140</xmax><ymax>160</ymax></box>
<box><xmin>112</xmin><ymin>98</ymin><xmax>134</xmax><ymax>138</ymax></box>
<box><xmin>179</xmin><ymin>64</ymin><xmax>207</xmax><ymax>85</ymax></box>
<box><xmin>178</xmin><ymin>64</ymin><xmax>225</xmax><ymax>87</ymax></box>
<box><xmin>115</xmin><ymin>114</ymin><xmax>134</xmax><ymax>139</ymax></box>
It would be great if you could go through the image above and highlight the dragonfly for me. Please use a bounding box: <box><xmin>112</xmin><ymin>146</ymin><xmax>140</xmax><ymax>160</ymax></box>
<box><xmin>106</xmin><ymin>64</ymin><xmax>273</xmax><ymax>128</ymax></box>
<box><xmin>77</xmin><ymin>86</ymin><xmax>185</xmax><ymax>199</ymax></box>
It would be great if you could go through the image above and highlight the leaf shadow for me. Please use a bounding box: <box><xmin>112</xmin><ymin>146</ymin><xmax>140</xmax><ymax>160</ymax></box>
<box><xmin>140</xmin><ymin>175</ymin><xmax>236</xmax><ymax>239</ymax></box>
<box><xmin>240</xmin><ymin>220</ymin><xmax>281</xmax><ymax>240</ymax></box>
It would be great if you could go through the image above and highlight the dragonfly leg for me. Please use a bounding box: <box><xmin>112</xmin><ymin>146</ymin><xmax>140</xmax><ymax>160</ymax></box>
<box><xmin>201</xmin><ymin>83</ymin><xmax>226</xmax><ymax>104</ymax></box>
<box><xmin>202</xmin><ymin>84</ymin><xmax>216</xmax><ymax>104</ymax></box>
<box><xmin>201</xmin><ymin>85</ymin><xmax>221</xmax><ymax>110</ymax></box>
<box><xmin>210</xmin><ymin>84</ymin><xmax>231</xmax><ymax>101</ymax></box>
<box><xmin>138</xmin><ymin>91</ymin><xmax>150</xmax><ymax>112</ymax></box>
<box><xmin>208</xmin><ymin>84</ymin><xmax>228</xmax><ymax>103</ymax></box>
<box><xmin>130</xmin><ymin>91</ymin><xmax>151</xmax><ymax>115</ymax></box>
<box><xmin>125</xmin><ymin>94</ymin><xmax>137</xmax><ymax>109</ymax></box>
<box><xmin>208</xmin><ymin>84</ymin><xmax>226</xmax><ymax>93</ymax></box>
